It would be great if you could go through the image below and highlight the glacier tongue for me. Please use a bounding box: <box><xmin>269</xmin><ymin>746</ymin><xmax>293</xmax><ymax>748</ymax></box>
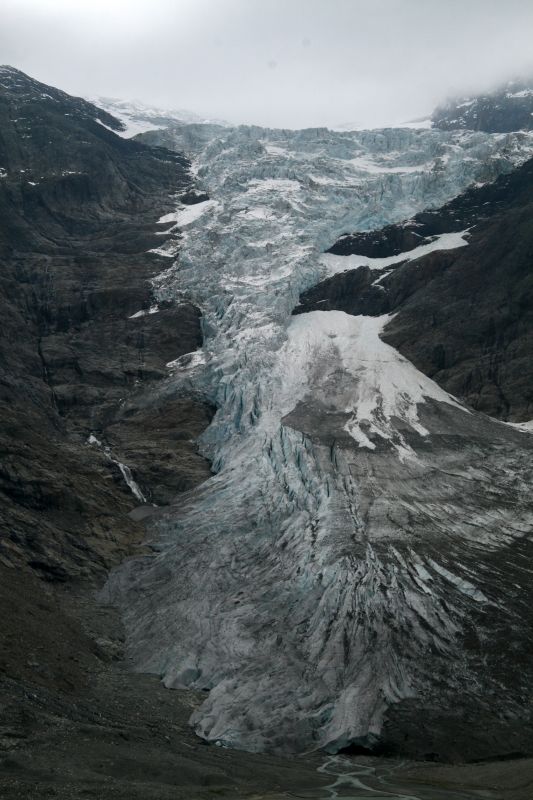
<box><xmin>109</xmin><ymin>124</ymin><xmax>533</xmax><ymax>753</ymax></box>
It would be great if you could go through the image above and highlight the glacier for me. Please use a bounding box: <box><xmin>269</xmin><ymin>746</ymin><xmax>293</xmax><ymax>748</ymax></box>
<box><xmin>108</xmin><ymin>123</ymin><xmax>533</xmax><ymax>753</ymax></box>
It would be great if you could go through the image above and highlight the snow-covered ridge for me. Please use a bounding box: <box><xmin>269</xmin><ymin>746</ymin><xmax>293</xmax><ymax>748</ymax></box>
<box><xmin>89</xmin><ymin>96</ymin><xmax>231</xmax><ymax>138</ymax></box>
<box><xmin>110</xmin><ymin>122</ymin><xmax>533</xmax><ymax>754</ymax></box>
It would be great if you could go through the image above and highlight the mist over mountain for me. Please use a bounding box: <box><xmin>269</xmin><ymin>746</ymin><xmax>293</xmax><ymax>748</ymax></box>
<box><xmin>2</xmin><ymin>0</ymin><xmax>533</xmax><ymax>128</ymax></box>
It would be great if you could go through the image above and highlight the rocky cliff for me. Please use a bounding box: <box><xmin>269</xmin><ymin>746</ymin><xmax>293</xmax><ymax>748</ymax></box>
<box><xmin>0</xmin><ymin>65</ymin><xmax>213</xmax><ymax>581</ymax></box>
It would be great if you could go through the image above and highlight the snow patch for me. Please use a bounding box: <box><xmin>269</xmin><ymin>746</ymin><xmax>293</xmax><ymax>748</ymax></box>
<box><xmin>157</xmin><ymin>199</ymin><xmax>218</xmax><ymax>229</ymax></box>
<box><xmin>506</xmin><ymin>89</ymin><xmax>533</xmax><ymax>99</ymax></box>
<box><xmin>95</xmin><ymin>115</ymin><xmax>165</xmax><ymax>138</ymax></box>
<box><xmin>322</xmin><ymin>230</ymin><xmax>471</xmax><ymax>277</ymax></box>
<box><xmin>166</xmin><ymin>349</ymin><xmax>206</xmax><ymax>370</ymax></box>
<box><xmin>506</xmin><ymin>419</ymin><xmax>533</xmax><ymax>433</ymax></box>
<box><xmin>176</xmin><ymin>200</ymin><xmax>218</xmax><ymax>227</ymax></box>
<box><xmin>129</xmin><ymin>305</ymin><xmax>159</xmax><ymax>319</ymax></box>
<box><xmin>148</xmin><ymin>242</ymin><xmax>180</xmax><ymax>258</ymax></box>
<box><xmin>284</xmin><ymin>311</ymin><xmax>467</xmax><ymax>457</ymax></box>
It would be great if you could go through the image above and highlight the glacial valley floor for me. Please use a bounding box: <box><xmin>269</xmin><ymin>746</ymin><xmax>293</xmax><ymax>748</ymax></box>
<box><xmin>1</xmin><ymin>564</ymin><xmax>532</xmax><ymax>800</ymax></box>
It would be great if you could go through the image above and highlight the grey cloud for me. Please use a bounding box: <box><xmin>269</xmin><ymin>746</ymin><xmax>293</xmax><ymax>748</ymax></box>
<box><xmin>1</xmin><ymin>0</ymin><xmax>533</xmax><ymax>128</ymax></box>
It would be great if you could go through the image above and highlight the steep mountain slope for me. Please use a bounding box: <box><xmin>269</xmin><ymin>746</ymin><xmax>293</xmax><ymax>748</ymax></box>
<box><xmin>0</xmin><ymin>64</ymin><xmax>213</xmax><ymax>579</ymax></box>
<box><xmin>108</xmin><ymin>122</ymin><xmax>533</xmax><ymax>759</ymax></box>
<box><xmin>296</xmin><ymin>155</ymin><xmax>533</xmax><ymax>420</ymax></box>
<box><xmin>0</xmin><ymin>68</ymin><xmax>233</xmax><ymax>797</ymax></box>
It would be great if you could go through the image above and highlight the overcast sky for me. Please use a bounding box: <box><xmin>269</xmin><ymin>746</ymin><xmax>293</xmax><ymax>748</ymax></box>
<box><xmin>2</xmin><ymin>0</ymin><xmax>533</xmax><ymax>128</ymax></box>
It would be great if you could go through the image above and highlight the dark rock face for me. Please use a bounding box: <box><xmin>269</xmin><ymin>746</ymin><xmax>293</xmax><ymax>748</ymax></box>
<box><xmin>293</xmin><ymin>265</ymin><xmax>393</xmax><ymax>317</ymax></box>
<box><xmin>295</xmin><ymin>156</ymin><xmax>533</xmax><ymax>421</ymax></box>
<box><xmin>180</xmin><ymin>188</ymin><xmax>210</xmax><ymax>205</ymax></box>
<box><xmin>432</xmin><ymin>78</ymin><xmax>533</xmax><ymax>132</ymax></box>
<box><xmin>0</xmin><ymin>66</ymin><xmax>213</xmax><ymax>581</ymax></box>
<box><xmin>382</xmin><ymin>207</ymin><xmax>533</xmax><ymax>421</ymax></box>
<box><xmin>326</xmin><ymin>226</ymin><xmax>424</xmax><ymax>258</ymax></box>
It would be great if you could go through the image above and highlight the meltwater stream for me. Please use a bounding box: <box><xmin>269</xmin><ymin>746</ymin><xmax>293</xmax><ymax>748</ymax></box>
<box><xmin>318</xmin><ymin>757</ymin><xmax>482</xmax><ymax>800</ymax></box>
<box><xmin>320</xmin><ymin>756</ymin><xmax>422</xmax><ymax>800</ymax></box>
<box><xmin>110</xmin><ymin>123</ymin><xmax>533</xmax><ymax>755</ymax></box>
